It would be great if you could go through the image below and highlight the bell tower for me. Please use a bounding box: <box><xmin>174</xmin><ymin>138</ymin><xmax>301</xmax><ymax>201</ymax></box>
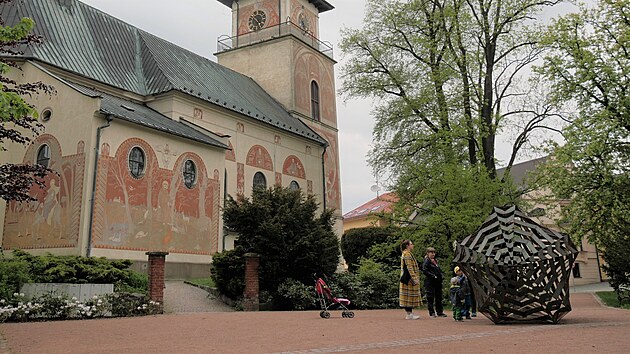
<box><xmin>215</xmin><ymin>0</ymin><xmax>342</xmax><ymax>214</ymax></box>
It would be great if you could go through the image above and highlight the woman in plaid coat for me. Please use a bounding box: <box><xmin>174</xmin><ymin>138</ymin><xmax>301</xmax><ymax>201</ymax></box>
<box><xmin>399</xmin><ymin>240</ymin><xmax>421</xmax><ymax>319</ymax></box>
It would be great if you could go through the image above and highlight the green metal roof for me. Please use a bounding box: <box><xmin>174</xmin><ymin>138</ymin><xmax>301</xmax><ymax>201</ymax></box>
<box><xmin>0</xmin><ymin>0</ymin><xmax>327</xmax><ymax>146</ymax></box>
<box><xmin>29</xmin><ymin>61</ymin><xmax>229</xmax><ymax>149</ymax></box>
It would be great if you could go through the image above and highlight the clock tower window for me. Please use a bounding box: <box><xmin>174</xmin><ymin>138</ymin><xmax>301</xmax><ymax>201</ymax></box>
<box><xmin>311</xmin><ymin>80</ymin><xmax>320</xmax><ymax>121</ymax></box>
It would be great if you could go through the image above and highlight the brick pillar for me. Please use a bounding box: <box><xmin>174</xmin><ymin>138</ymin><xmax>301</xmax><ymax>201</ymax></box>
<box><xmin>146</xmin><ymin>251</ymin><xmax>169</xmax><ymax>313</ymax></box>
<box><xmin>243</xmin><ymin>253</ymin><xmax>260</xmax><ymax>311</ymax></box>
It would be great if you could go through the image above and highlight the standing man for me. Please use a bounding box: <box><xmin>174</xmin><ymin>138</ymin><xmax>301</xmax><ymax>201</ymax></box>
<box><xmin>422</xmin><ymin>247</ymin><xmax>447</xmax><ymax>317</ymax></box>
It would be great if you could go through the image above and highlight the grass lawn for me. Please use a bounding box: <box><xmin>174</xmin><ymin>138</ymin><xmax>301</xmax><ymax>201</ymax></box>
<box><xmin>596</xmin><ymin>291</ymin><xmax>630</xmax><ymax>309</ymax></box>
<box><xmin>187</xmin><ymin>277</ymin><xmax>215</xmax><ymax>288</ymax></box>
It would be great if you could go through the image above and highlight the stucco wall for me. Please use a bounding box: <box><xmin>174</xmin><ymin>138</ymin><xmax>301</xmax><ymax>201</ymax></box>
<box><xmin>148</xmin><ymin>94</ymin><xmax>326</xmax><ymax>209</ymax></box>
<box><xmin>1</xmin><ymin>62</ymin><xmax>99</xmax><ymax>255</ymax></box>
<box><xmin>89</xmin><ymin>118</ymin><xmax>226</xmax><ymax>263</ymax></box>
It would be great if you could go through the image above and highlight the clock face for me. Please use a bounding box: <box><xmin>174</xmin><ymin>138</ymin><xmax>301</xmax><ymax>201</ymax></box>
<box><xmin>248</xmin><ymin>10</ymin><xmax>267</xmax><ymax>31</ymax></box>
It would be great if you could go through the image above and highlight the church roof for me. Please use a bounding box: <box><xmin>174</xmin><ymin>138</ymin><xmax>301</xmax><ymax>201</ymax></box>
<box><xmin>1</xmin><ymin>0</ymin><xmax>327</xmax><ymax>146</ymax></box>
<box><xmin>29</xmin><ymin>61</ymin><xmax>229</xmax><ymax>149</ymax></box>
<box><xmin>217</xmin><ymin>0</ymin><xmax>334</xmax><ymax>13</ymax></box>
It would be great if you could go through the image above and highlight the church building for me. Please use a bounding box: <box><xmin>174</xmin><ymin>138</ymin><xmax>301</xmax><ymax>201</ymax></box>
<box><xmin>0</xmin><ymin>0</ymin><xmax>341</xmax><ymax>277</ymax></box>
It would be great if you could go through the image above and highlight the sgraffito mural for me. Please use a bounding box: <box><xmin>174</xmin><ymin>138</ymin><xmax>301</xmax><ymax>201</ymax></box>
<box><xmin>2</xmin><ymin>135</ymin><xmax>85</xmax><ymax>250</ymax></box>
<box><xmin>290</xmin><ymin>0</ymin><xmax>317</xmax><ymax>34</ymax></box>
<box><xmin>91</xmin><ymin>138</ymin><xmax>220</xmax><ymax>255</ymax></box>
<box><xmin>237</xmin><ymin>162</ymin><xmax>245</xmax><ymax>195</ymax></box>
<box><xmin>310</xmin><ymin>128</ymin><xmax>341</xmax><ymax>211</ymax></box>
<box><xmin>294</xmin><ymin>46</ymin><xmax>337</xmax><ymax>124</ymax></box>
<box><xmin>283</xmin><ymin>155</ymin><xmax>306</xmax><ymax>179</ymax></box>
<box><xmin>246</xmin><ymin>145</ymin><xmax>273</xmax><ymax>171</ymax></box>
<box><xmin>225</xmin><ymin>140</ymin><xmax>236</xmax><ymax>162</ymax></box>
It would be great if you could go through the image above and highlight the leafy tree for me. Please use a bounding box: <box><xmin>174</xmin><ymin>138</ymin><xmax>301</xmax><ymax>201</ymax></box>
<box><xmin>339</xmin><ymin>0</ymin><xmax>560</xmax><ymax>251</ymax></box>
<box><xmin>1</xmin><ymin>0</ymin><xmax>54</xmax><ymax>201</ymax></box>
<box><xmin>340</xmin><ymin>226</ymin><xmax>398</xmax><ymax>271</ymax></box>
<box><xmin>534</xmin><ymin>0</ymin><xmax>630</xmax><ymax>292</ymax></box>
<box><xmin>221</xmin><ymin>186</ymin><xmax>340</xmax><ymax>301</ymax></box>
<box><xmin>340</xmin><ymin>0</ymin><xmax>561</xmax><ymax>177</ymax></box>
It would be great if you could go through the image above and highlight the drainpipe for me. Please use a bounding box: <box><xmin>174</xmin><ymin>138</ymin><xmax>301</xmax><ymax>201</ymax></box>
<box><xmin>278</xmin><ymin>0</ymin><xmax>281</xmax><ymax>35</ymax></box>
<box><xmin>235</xmin><ymin>1</ymin><xmax>240</xmax><ymax>47</ymax></box>
<box><xmin>86</xmin><ymin>115</ymin><xmax>113</xmax><ymax>257</ymax></box>
<box><xmin>321</xmin><ymin>144</ymin><xmax>327</xmax><ymax>210</ymax></box>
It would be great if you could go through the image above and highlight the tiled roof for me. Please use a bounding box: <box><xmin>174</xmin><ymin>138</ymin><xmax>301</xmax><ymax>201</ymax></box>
<box><xmin>0</xmin><ymin>0</ymin><xmax>327</xmax><ymax>146</ymax></box>
<box><xmin>216</xmin><ymin>0</ymin><xmax>334</xmax><ymax>13</ymax></box>
<box><xmin>343</xmin><ymin>192</ymin><xmax>398</xmax><ymax>220</ymax></box>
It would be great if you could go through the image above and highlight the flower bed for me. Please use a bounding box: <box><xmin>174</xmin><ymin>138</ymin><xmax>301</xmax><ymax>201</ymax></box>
<box><xmin>0</xmin><ymin>292</ymin><xmax>160</xmax><ymax>322</ymax></box>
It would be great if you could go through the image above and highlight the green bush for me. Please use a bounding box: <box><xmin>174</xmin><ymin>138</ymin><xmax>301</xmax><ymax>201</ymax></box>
<box><xmin>108</xmin><ymin>292</ymin><xmax>160</xmax><ymax>317</ymax></box>
<box><xmin>221</xmin><ymin>186</ymin><xmax>339</xmax><ymax>301</ymax></box>
<box><xmin>0</xmin><ymin>254</ymin><xmax>31</xmax><ymax>301</ymax></box>
<box><xmin>210</xmin><ymin>249</ymin><xmax>245</xmax><ymax>300</ymax></box>
<box><xmin>6</xmin><ymin>249</ymin><xmax>147</xmax><ymax>294</ymax></box>
<box><xmin>341</xmin><ymin>227</ymin><xmax>398</xmax><ymax>271</ymax></box>
<box><xmin>355</xmin><ymin>259</ymin><xmax>399</xmax><ymax>309</ymax></box>
<box><xmin>0</xmin><ymin>292</ymin><xmax>157</xmax><ymax>322</ymax></box>
<box><xmin>601</xmin><ymin>235</ymin><xmax>630</xmax><ymax>303</ymax></box>
<box><xmin>276</xmin><ymin>278</ymin><xmax>318</xmax><ymax>310</ymax></box>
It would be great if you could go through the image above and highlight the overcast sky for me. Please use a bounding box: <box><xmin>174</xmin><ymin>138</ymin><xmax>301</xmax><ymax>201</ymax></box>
<box><xmin>79</xmin><ymin>0</ymin><xmax>578</xmax><ymax>214</ymax></box>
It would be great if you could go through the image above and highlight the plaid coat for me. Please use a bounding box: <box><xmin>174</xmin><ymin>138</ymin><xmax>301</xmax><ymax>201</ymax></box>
<box><xmin>399</xmin><ymin>250</ymin><xmax>421</xmax><ymax>307</ymax></box>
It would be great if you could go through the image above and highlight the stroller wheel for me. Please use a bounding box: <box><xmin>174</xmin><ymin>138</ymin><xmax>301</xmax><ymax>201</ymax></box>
<box><xmin>322</xmin><ymin>311</ymin><xmax>331</xmax><ymax>319</ymax></box>
<box><xmin>319</xmin><ymin>311</ymin><xmax>325</xmax><ymax>318</ymax></box>
<box><xmin>347</xmin><ymin>311</ymin><xmax>355</xmax><ymax>318</ymax></box>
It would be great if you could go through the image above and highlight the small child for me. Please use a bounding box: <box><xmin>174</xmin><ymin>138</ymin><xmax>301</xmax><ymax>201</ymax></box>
<box><xmin>449</xmin><ymin>276</ymin><xmax>464</xmax><ymax>321</ymax></box>
<box><xmin>455</xmin><ymin>266</ymin><xmax>472</xmax><ymax>319</ymax></box>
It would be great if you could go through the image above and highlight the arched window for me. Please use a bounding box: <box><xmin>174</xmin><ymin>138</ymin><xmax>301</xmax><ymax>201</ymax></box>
<box><xmin>128</xmin><ymin>146</ymin><xmax>146</xmax><ymax>179</ymax></box>
<box><xmin>289</xmin><ymin>180</ymin><xmax>300</xmax><ymax>191</ymax></box>
<box><xmin>183</xmin><ymin>160</ymin><xmax>197</xmax><ymax>189</ymax></box>
<box><xmin>311</xmin><ymin>80</ymin><xmax>320</xmax><ymax>121</ymax></box>
<box><xmin>36</xmin><ymin>144</ymin><xmax>51</xmax><ymax>168</ymax></box>
<box><xmin>253</xmin><ymin>172</ymin><xmax>267</xmax><ymax>190</ymax></box>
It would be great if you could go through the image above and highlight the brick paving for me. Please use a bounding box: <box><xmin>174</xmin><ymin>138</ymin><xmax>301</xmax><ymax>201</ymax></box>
<box><xmin>0</xmin><ymin>292</ymin><xmax>628</xmax><ymax>353</ymax></box>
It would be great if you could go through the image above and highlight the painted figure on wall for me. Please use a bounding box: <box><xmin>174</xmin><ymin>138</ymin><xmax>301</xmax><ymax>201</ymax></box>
<box><xmin>92</xmin><ymin>138</ymin><xmax>220</xmax><ymax>255</ymax></box>
<box><xmin>2</xmin><ymin>135</ymin><xmax>85</xmax><ymax>250</ymax></box>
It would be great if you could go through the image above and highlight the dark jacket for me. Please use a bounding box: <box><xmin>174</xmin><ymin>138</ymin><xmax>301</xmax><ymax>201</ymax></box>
<box><xmin>458</xmin><ymin>274</ymin><xmax>471</xmax><ymax>296</ymax></box>
<box><xmin>449</xmin><ymin>285</ymin><xmax>464</xmax><ymax>306</ymax></box>
<box><xmin>422</xmin><ymin>257</ymin><xmax>443</xmax><ymax>288</ymax></box>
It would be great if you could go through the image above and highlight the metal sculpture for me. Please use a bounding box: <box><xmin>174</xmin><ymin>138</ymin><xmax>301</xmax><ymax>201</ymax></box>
<box><xmin>453</xmin><ymin>205</ymin><xmax>578</xmax><ymax>324</ymax></box>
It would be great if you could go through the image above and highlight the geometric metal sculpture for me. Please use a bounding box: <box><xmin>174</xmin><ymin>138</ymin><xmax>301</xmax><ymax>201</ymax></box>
<box><xmin>453</xmin><ymin>205</ymin><xmax>579</xmax><ymax>324</ymax></box>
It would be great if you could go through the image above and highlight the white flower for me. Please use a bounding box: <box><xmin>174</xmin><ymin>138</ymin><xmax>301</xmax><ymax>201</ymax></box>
<box><xmin>19</xmin><ymin>293</ymin><xmax>24</xmax><ymax>297</ymax></box>
<box><xmin>13</xmin><ymin>293</ymin><xmax>18</xmax><ymax>297</ymax></box>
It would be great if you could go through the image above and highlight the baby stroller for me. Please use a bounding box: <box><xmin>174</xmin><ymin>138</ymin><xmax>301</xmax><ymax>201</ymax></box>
<box><xmin>315</xmin><ymin>277</ymin><xmax>354</xmax><ymax>318</ymax></box>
